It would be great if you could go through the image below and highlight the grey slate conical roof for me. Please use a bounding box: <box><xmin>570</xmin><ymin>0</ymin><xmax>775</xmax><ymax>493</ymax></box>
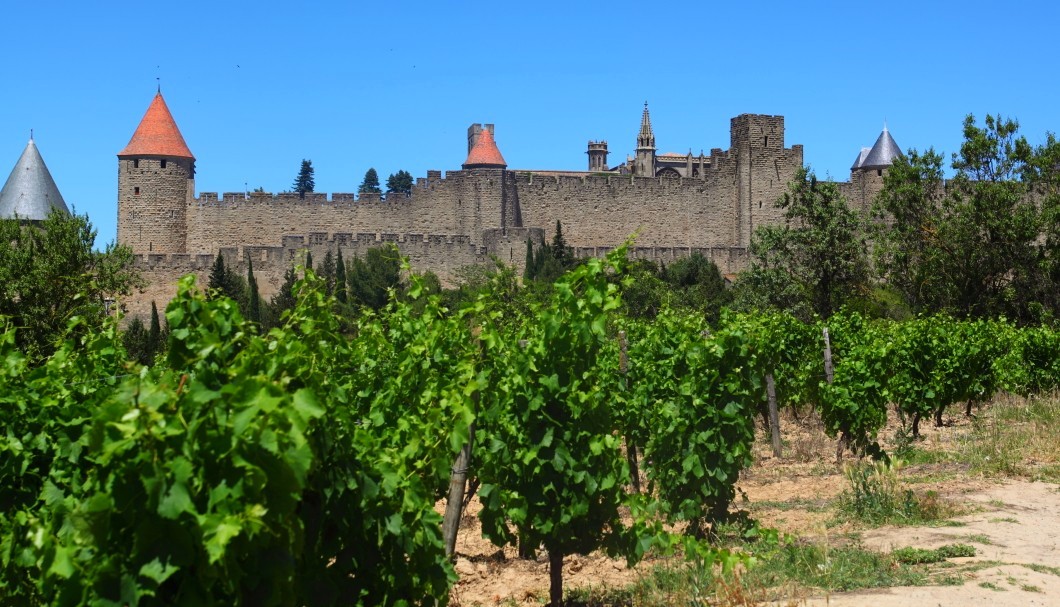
<box><xmin>860</xmin><ymin>126</ymin><xmax>901</xmax><ymax>169</ymax></box>
<box><xmin>850</xmin><ymin>147</ymin><xmax>870</xmax><ymax>170</ymax></box>
<box><xmin>0</xmin><ymin>138</ymin><xmax>70</xmax><ymax>221</ymax></box>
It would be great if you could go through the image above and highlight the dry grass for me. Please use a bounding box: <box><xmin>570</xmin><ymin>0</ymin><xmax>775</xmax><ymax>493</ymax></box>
<box><xmin>956</xmin><ymin>392</ymin><xmax>1060</xmax><ymax>481</ymax></box>
<box><xmin>450</xmin><ymin>393</ymin><xmax>1060</xmax><ymax>606</ymax></box>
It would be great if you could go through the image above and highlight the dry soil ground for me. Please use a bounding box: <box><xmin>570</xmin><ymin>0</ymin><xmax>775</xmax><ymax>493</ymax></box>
<box><xmin>445</xmin><ymin>400</ymin><xmax>1060</xmax><ymax>606</ymax></box>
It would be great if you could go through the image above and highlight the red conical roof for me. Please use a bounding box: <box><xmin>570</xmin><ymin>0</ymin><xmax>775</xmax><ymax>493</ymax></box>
<box><xmin>463</xmin><ymin>127</ymin><xmax>506</xmax><ymax>168</ymax></box>
<box><xmin>118</xmin><ymin>93</ymin><xmax>195</xmax><ymax>159</ymax></box>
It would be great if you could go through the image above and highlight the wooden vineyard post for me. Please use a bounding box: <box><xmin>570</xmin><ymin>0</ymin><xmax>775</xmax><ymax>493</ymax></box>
<box><xmin>822</xmin><ymin>327</ymin><xmax>834</xmax><ymax>384</ymax></box>
<box><xmin>443</xmin><ymin>328</ymin><xmax>481</xmax><ymax>560</ymax></box>
<box><xmin>821</xmin><ymin>327</ymin><xmax>845</xmax><ymax>462</ymax></box>
<box><xmin>766</xmin><ymin>373</ymin><xmax>782</xmax><ymax>458</ymax></box>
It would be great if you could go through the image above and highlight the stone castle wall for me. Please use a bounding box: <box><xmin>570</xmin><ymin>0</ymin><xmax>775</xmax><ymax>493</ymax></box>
<box><xmin>183</xmin><ymin>168</ymin><xmax>511</xmax><ymax>255</ymax></box>
<box><xmin>117</xmin><ymin>157</ymin><xmax>193</xmax><ymax>254</ymax></box>
<box><xmin>127</xmin><ymin>227</ymin><xmax>542</xmax><ymax>320</ymax></box>
<box><xmin>119</xmin><ymin>113</ymin><xmax>883</xmax><ymax>322</ymax></box>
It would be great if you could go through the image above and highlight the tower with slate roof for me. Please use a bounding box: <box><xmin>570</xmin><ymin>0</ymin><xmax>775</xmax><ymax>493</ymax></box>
<box><xmin>0</xmin><ymin>136</ymin><xmax>70</xmax><ymax>221</ymax></box>
<box><xmin>117</xmin><ymin>92</ymin><xmax>195</xmax><ymax>254</ymax></box>
<box><xmin>849</xmin><ymin>124</ymin><xmax>902</xmax><ymax>213</ymax></box>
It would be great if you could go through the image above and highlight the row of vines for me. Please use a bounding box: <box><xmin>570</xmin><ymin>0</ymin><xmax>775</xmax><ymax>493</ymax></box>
<box><xmin>2</xmin><ymin>247</ymin><xmax>1058</xmax><ymax>606</ymax></box>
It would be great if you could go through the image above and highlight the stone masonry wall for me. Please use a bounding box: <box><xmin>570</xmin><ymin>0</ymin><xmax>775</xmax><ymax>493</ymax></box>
<box><xmin>117</xmin><ymin>157</ymin><xmax>193</xmax><ymax>254</ymax></box>
<box><xmin>183</xmin><ymin>169</ymin><xmax>509</xmax><ymax>255</ymax></box>
<box><xmin>118</xmin><ymin>113</ymin><xmax>883</xmax><ymax>319</ymax></box>
<box><xmin>513</xmin><ymin>170</ymin><xmax>739</xmax><ymax>249</ymax></box>
<box><xmin>124</xmin><ymin>227</ymin><xmax>544</xmax><ymax>322</ymax></box>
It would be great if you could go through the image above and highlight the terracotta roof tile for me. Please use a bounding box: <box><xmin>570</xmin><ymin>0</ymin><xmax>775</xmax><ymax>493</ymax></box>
<box><xmin>463</xmin><ymin>128</ymin><xmax>506</xmax><ymax>168</ymax></box>
<box><xmin>118</xmin><ymin>93</ymin><xmax>195</xmax><ymax>159</ymax></box>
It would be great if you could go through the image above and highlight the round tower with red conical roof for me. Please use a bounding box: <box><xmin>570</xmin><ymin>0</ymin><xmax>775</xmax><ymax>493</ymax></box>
<box><xmin>117</xmin><ymin>92</ymin><xmax>196</xmax><ymax>254</ymax></box>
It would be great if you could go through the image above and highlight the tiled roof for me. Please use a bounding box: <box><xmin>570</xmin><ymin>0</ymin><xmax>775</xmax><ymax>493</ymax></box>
<box><xmin>463</xmin><ymin>127</ymin><xmax>506</xmax><ymax>168</ymax></box>
<box><xmin>118</xmin><ymin>93</ymin><xmax>195</xmax><ymax>159</ymax></box>
<box><xmin>0</xmin><ymin>138</ymin><xmax>69</xmax><ymax>221</ymax></box>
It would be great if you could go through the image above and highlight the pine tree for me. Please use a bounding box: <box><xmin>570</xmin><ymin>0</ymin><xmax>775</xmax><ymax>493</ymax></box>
<box><xmin>247</xmin><ymin>258</ymin><xmax>262</xmax><ymax>325</ymax></box>
<box><xmin>386</xmin><ymin>170</ymin><xmax>414</xmax><ymax>196</ymax></box>
<box><xmin>335</xmin><ymin>249</ymin><xmax>348</xmax><ymax>305</ymax></box>
<box><xmin>293</xmin><ymin>159</ymin><xmax>315</xmax><ymax>198</ymax></box>
<box><xmin>359</xmin><ymin>168</ymin><xmax>382</xmax><ymax>194</ymax></box>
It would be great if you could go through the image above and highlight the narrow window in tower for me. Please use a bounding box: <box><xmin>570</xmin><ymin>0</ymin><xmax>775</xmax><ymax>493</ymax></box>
<box><xmin>134</xmin><ymin>159</ymin><xmax>139</xmax><ymax>168</ymax></box>
<box><xmin>134</xmin><ymin>187</ymin><xmax>140</xmax><ymax>196</ymax></box>
<box><xmin>161</xmin><ymin>159</ymin><xmax>167</xmax><ymax>169</ymax></box>
<box><xmin>877</xmin><ymin>169</ymin><xmax>883</xmax><ymax>177</ymax></box>
<box><xmin>764</xmin><ymin>136</ymin><xmax>769</xmax><ymax>147</ymax></box>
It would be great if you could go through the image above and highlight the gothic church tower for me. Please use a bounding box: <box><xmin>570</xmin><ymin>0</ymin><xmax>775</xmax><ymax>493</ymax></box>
<box><xmin>634</xmin><ymin>103</ymin><xmax>656</xmax><ymax>176</ymax></box>
<box><xmin>117</xmin><ymin>92</ymin><xmax>195</xmax><ymax>254</ymax></box>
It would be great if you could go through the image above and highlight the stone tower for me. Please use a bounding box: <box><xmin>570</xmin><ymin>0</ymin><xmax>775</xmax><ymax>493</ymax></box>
<box><xmin>850</xmin><ymin>125</ymin><xmax>901</xmax><ymax>213</ymax></box>
<box><xmin>117</xmin><ymin>92</ymin><xmax>195</xmax><ymax>254</ymax></box>
<box><xmin>586</xmin><ymin>140</ymin><xmax>608</xmax><ymax>172</ymax></box>
<box><xmin>634</xmin><ymin>102</ymin><xmax>656</xmax><ymax>177</ymax></box>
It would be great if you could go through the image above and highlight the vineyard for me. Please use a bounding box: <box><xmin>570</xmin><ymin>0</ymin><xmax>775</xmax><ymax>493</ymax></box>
<box><xmin>1</xmin><ymin>247</ymin><xmax>1059</xmax><ymax>606</ymax></box>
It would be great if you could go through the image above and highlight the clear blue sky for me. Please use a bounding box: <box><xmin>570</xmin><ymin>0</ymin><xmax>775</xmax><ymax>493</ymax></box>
<box><xmin>3</xmin><ymin>0</ymin><xmax>1057</xmax><ymax>247</ymax></box>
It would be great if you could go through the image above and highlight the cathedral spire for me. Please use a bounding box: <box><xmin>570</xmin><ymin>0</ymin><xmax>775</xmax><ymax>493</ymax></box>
<box><xmin>637</xmin><ymin>101</ymin><xmax>655</xmax><ymax>150</ymax></box>
<box><xmin>634</xmin><ymin>102</ymin><xmax>656</xmax><ymax>176</ymax></box>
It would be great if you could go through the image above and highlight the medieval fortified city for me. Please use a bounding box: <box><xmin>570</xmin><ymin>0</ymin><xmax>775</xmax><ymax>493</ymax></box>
<box><xmin>0</xmin><ymin>92</ymin><xmax>901</xmax><ymax>318</ymax></box>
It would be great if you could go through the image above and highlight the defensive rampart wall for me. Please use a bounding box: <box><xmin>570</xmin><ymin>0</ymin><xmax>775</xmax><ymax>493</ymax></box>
<box><xmin>183</xmin><ymin>168</ymin><xmax>510</xmax><ymax>255</ymax></box>
<box><xmin>124</xmin><ymin>227</ymin><xmax>543</xmax><ymax>320</ymax></box>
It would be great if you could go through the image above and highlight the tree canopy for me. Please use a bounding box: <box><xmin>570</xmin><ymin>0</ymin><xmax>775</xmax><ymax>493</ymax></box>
<box><xmin>359</xmin><ymin>168</ymin><xmax>382</xmax><ymax>195</ymax></box>
<box><xmin>874</xmin><ymin>114</ymin><xmax>1057</xmax><ymax>322</ymax></box>
<box><xmin>386</xmin><ymin>170</ymin><xmax>414</xmax><ymax>196</ymax></box>
<box><xmin>292</xmin><ymin>159</ymin><xmax>315</xmax><ymax>197</ymax></box>
<box><xmin>738</xmin><ymin>167</ymin><xmax>870</xmax><ymax>320</ymax></box>
<box><xmin>0</xmin><ymin>210</ymin><xmax>140</xmax><ymax>360</ymax></box>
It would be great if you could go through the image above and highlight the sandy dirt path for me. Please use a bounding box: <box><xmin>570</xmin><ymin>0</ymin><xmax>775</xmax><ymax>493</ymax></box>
<box><xmin>797</xmin><ymin>480</ymin><xmax>1060</xmax><ymax>606</ymax></box>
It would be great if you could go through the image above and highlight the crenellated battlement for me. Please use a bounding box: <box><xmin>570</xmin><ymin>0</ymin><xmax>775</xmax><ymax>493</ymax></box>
<box><xmin>118</xmin><ymin>105</ymin><xmax>887</xmax><ymax>324</ymax></box>
<box><xmin>510</xmin><ymin>171</ymin><xmax>721</xmax><ymax>194</ymax></box>
<box><xmin>190</xmin><ymin>167</ymin><xmax>513</xmax><ymax>209</ymax></box>
<box><xmin>134</xmin><ymin>229</ymin><xmax>509</xmax><ymax>270</ymax></box>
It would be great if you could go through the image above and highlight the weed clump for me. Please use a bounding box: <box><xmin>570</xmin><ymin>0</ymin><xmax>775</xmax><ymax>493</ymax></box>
<box><xmin>837</xmin><ymin>460</ymin><xmax>954</xmax><ymax>525</ymax></box>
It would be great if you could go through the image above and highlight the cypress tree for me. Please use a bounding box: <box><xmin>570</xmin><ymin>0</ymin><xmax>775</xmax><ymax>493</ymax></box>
<box><xmin>270</xmin><ymin>267</ymin><xmax>298</xmax><ymax>327</ymax></box>
<box><xmin>552</xmin><ymin>220</ymin><xmax>570</xmax><ymax>268</ymax></box>
<box><xmin>122</xmin><ymin>317</ymin><xmax>150</xmax><ymax>366</ymax></box>
<box><xmin>304</xmin><ymin>251</ymin><xmax>313</xmax><ymax>277</ymax></box>
<box><xmin>321</xmin><ymin>250</ymin><xmax>336</xmax><ymax>296</ymax></box>
<box><xmin>148</xmin><ymin>301</ymin><xmax>162</xmax><ymax>359</ymax></box>
<box><xmin>247</xmin><ymin>258</ymin><xmax>262</xmax><ymax>325</ymax></box>
<box><xmin>335</xmin><ymin>249</ymin><xmax>348</xmax><ymax>304</ymax></box>
<box><xmin>208</xmin><ymin>254</ymin><xmax>227</xmax><ymax>298</ymax></box>
<box><xmin>524</xmin><ymin>238</ymin><xmax>536</xmax><ymax>281</ymax></box>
